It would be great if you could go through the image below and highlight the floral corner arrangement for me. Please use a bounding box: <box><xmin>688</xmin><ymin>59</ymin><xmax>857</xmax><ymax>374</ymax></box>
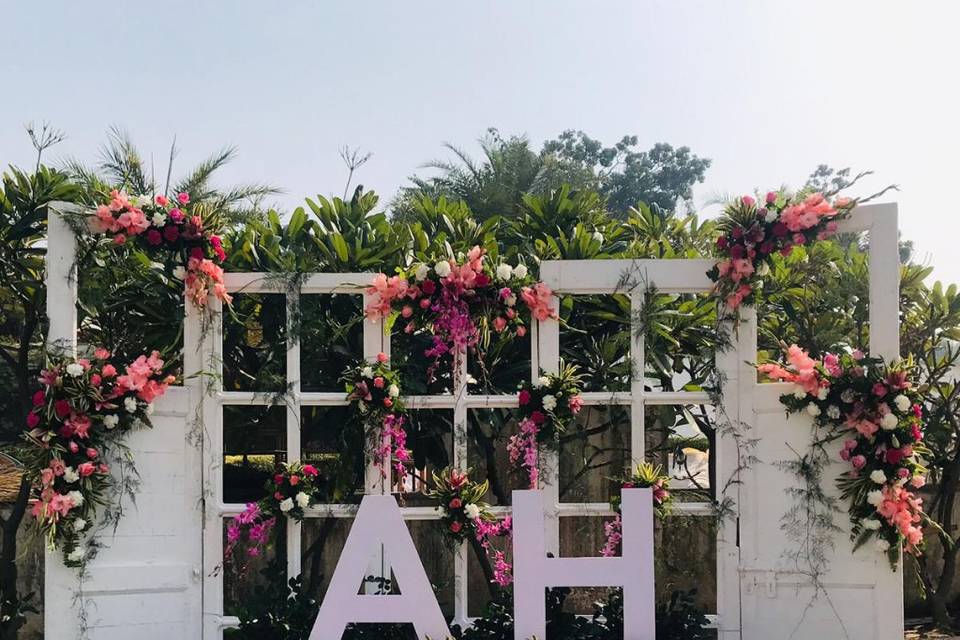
<box><xmin>426</xmin><ymin>467</ymin><xmax>512</xmax><ymax>586</ymax></box>
<box><xmin>343</xmin><ymin>353</ymin><xmax>410</xmax><ymax>479</ymax></box>
<box><xmin>708</xmin><ymin>191</ymin><xmax>856</xmax><ymax>309</ymax></box>
<box><xmin>758</xmin><ymin>345</ymin><xmax>927</xmax><ymax>566</ymax></box>
<box><xmin>600</xmin><ymin>462</ymin><xmax>672</xmax><ymax>557</ymax></box>
<box><xmin>87</xmin><ymin>189</ymin><xmax>231</xmax><ymax>307</ymax></box>
<box><xmin>266</xmin><ymin>461</ymin><xmax>320</xmax><ymax>521</ymax></box>
<box><xmin>364</xmin><ymin>245</ymin><xmax>556</xmax><ymax>379</ymax></box>
<box><xmin>507</xmin><ymin>363</ymin><xmax>584</xmax><ymax>488</ymax></box>
<box><xmin>24</xmin><ymin>349</ymin><xmax>175</xmax><ymax>565</ymax></box>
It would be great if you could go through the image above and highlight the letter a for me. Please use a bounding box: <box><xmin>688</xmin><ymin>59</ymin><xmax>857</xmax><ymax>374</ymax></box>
<box><xmin>309</xmin><ymin>494</ymin><xmax>449</xmax><ymax>639</ymax></box>
<box><xmin>512</xmin><ymin>488</ymin><xmax>655</xmax><ymax>640</ymax></box>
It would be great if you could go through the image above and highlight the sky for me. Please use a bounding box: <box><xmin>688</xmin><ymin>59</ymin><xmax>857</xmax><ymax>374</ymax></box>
<box><xmin>3</xmin><ymin>1</ymin><xmax>959</xmax><ymax>283</ymax></box>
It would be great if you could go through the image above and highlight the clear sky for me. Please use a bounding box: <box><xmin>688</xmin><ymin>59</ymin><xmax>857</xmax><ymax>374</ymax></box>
<box><xmin>3</xmin><ymin>1</ymin><xmax>959</xmax><ymax>284</ymax></box>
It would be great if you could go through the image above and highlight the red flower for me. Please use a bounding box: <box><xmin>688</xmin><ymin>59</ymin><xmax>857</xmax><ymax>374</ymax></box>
<box><xmin>54</xmin><ymin>399</ymin><xmax>72</xmax><ymax>418</ymax></box>
<box><xmin>450</xmin><ymin>521</ymin><xmax>462</xmax><ymax>533</ymax></box>
<box><xmin>163</xmin><ymin>225</ymin><xmax>180</xmax><ymax>243</ymax></box>
<box><xmin>475</xmin><ymin>273</ymin><xmax>491</xmax><ymax>287</ymax></box>
<box><xmin>384</xmin><ymin>398</ymin><xmax>393</xmax><ymax>408</ymax></box>
<box><xmin>885</xmin><ymin>448</ymin><xmax>905</xmax><ymax>465</ymax></box>
<box><xmin>26</xmin><ymin>412</ymin><xmax>39</xmax><ymax>428</ymax></box>
<box><xmin>449</xmin><ymin>498</ymin><xmax>462</xmax><ymax>509</ymax></box>
<box><xmin>518</xmin><ymin>389</ymin><xmax>531</xmax><ymax>405</ymax></box>
<box><xmin>78</xmin><ymin>462</ymin><xmax>96</xmax><ymax>477</ymax></box>
<box><xmin>421</xmin><ymin>279</ymin><xmax>436</xmax><ymax>295</ymax></box>
<box><xmin>146</xmin><ymin>229</ymin><xmax>163</xmax><ymax>245</ymax></box>
<box><xmin>32</xmin><ymin>390</ymin><xmax>45</xmax><ymax>406</ymax></box>
<box><xmin>729</xmin><ymin>244</ymin><xmax>746</xmax><ymax>260</ymax></box>
<box><xmin>530</xmin><ymin>411</ymin><xmax>547</xmax><ymax>425</ymax></box>
<box><xmin>190</xmin><ymin>247</ymin><xmax>205</xmax><ymax>260</ymax></box>
<box><xmin>716</xmin><ymin>237</ymin><xmax>728</xmax><ymax>250</ymax></box>
<box><xmin>302</xmin><ymin>464</ymin><xmax>318</xmax><ymax>477</ymax></box>
<box><xmin>274</xmin><ymin>474</ymin><xmax>285</xmax><ymax>484</ymax></box>
<box><xmin>772</xmin><ymin>223</ymin><xmax>789</xmax><ymax>238</ymax></box>
<box><xmin>289</xmin><ymin>475</ymin><xmax>300</xmax><ymax>486</ymax></box>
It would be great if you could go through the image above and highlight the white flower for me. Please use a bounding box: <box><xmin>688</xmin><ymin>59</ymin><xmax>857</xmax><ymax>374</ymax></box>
<box><xmin>151</xmin><ymin>212</ymin><xmax>167</xmax><ymax>227</ymax></box>
<box><xmin>414</xmin><ymin>263</ymin><xmax>430</xmax><ymax>281</ymax></box>
<box><xmin>295</xmin><ymin>492</ymin><xmax>311</xmax><ymax>509</ymax></box>
<box><xmin>504</xmin><ymin>294</ymin><xmax>517</xmax><ymax>307</ymax></box>
<box><xmin>840</xmin><ymin>389</ymin><xmax>856</xmax><ymax>404</ymax></box>
<box><xmin>496</xmin><ymin>264</ymin><xmax>513</xmax><ymax>281</ymax></box>
<box><xmin>894</xmin><ymin>394</ymin><xmax>911</xmax><ymax>412</ymax></box>
<box><xmin>63</xmin><ymin>467</ymin><xmax>79</xmax><ymax>483</ymax></box>
<box><xmin>466</xmin><ymin>374</ymin><xmax>478</xmax><ymax>385</ymax></box>
<box><xmin>279</xmin><ymin>498</ymin><xmax>294</xmax><ymax>513</ymax></box>
<box><xmin>66</xmin><ymin>363</ymin><xmax>84</xmax><ymax>377</ymax></box>
<box><xmin>870</xmin><ymin>470</ymin><xmax>887</xmax><ymax>484</ymax></box>
<box><xmin>861</xmin><ymin>518</ymin><xmax>881</xmax><ymax>531</ymax></box>
<box><xmin>513</xmin><ymin>264</ymin><xmax>527</xmax><ymax>280</ymax></box>
<box><xmin>875</xmin><ymin>539</ymin><xmax>891</xmax><ymax>552</ymax></box>
<box><xmin>388</xmin><ymin>384</ymin><xmax>400</xmax><ymax>398</ymax></box>
<box><xmin>592</xmin><ymin>231</ymin><xmax>604</xmax><ymax>244</ymax></box>
<box><xmin>792</xmin><ymin>386</ymin><xmax>807</xmax><ymax>399</ymax></box>
<box><xmin>880</xmin><ymin>413</ymin><xmax>899</xmax><ymax>431</ymax></box>
<box><xmin>464</xmin><ymin>504</ymin><xmax>481</xmax><ymax>520</ymax></box>
<box><xmin>756</xmin><ymin>262</ymin><xmax>770</xmax><ymax>277</ymax></box>
<box><xmin>361</xmin><ymin>366</ymin><xmax>374</xmax><ymax>379</ymax></box>
<box><xmin>806</xmin><ymin>403</ymin><xmax>821</xmax><ymax>417</ymax></box>
<box><xmin>102</xmin><ymin>414</ymin><xmax>119</xmax><ymax>429</ymax></box>
<box><xmin>67</xmin><ymin>548</ymin><xmax>85</xmax><ymax>563</ymax></box>
<box><xmin>537</xmin><ymin>376</ymin><xmax>550</xmax><ymax>388</ymax></box>
<box><xmin>867</xmin><ymin>490</ymin><xmax>884</xmax><ymax>506</ymax></box>
<box><xmin>144</xmin><ymin>403</ymin><xmax>154</xmax><ymax>415</ymax></box>
<box><xmin>542</xmin><ymin>395</ymin><xmax>558</xmax><ymax>411</ymax></box>
<box><xmin>827</xmin><ymin>405</ymin><xmax>841</xmax><ymax>420</ymax></box>
<box><xmin>68</xmin><ymin>491</ymin><xmax>84</xmax><ymax>507</ymax></box>
<box><xmin>124</xmin><ymin>397</ymin><xmax>138</xmax><ymax>413</ymax></box>
<box><xmin>816</xmin><ymin>387</ymin><xmax>828</xmax><ymax>400</ymax></box>
<box><xmin>73</xmin><ymin>518</ymin><xmax>87</xmax><ymax>532</ymax></box>
<box><xmin>434</xmin><ymin>261</ymin><xmax>451</xmax><ymax>278</ymax></box>
<box><xmin>134</xmin><ymin>194</ymin><xmax>152</xmax><ymax>207</ymax></box>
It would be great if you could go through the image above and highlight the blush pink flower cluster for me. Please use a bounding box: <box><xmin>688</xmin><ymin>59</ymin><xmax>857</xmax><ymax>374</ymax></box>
<box><xmin>758</xmin><ymin>345</ymin><xmax>927</xmax><ymax>564</ymax></box>
<box><xmin>709</xmin><ymin>191</ymin><xmax>855</xmax><ymax>310</ymax></box>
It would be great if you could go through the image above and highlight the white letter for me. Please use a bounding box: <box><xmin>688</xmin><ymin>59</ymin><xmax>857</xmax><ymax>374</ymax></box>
<box><xmin>512</xmin><ymin>488</ymin><xmax>655</xmax><ymax>640</ymax></box>
<box><xmin>310</xmin><ymin>495</ymin><xmax>449</xmax><ymax>639</ymax></box>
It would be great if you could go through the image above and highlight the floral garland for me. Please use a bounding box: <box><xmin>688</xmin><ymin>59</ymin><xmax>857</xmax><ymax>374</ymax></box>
<box><xmin>758</xmin><ymin>345</ymin><xmax>927</xmax><ymax>566</ymax></box>
<box><xmin>427</xmin><ymin>467</ymin><xmax>513</xmax><ymax>586</ymax></box>
<box><xmin>600</xmin><ymin>462</ymin><xmax>672</xmax><ymax>557</ymax></box>
<box><xmin>87</xmin><ymin>189</ymin><xmax>231</xmax><ymax>307</ymax></box>
<box><xmin>708</xmin><ymin>191</ymin><xmax>856</xmax><ymax>309</ymax></box>
<box><xmin>364</xmin><ymin>246</ymin><xmax>556</xmax><ymax>379</ymax></box>
<box><xmin>343</xmin><ymin>353</ymin><xmax>410</xmax><ymax>480</ymax></box>
<box><xmin>24</xmin><ymin>349</ymin><xmax>174</xmax><ymax>565</ymax></box>
<box><xmin>507</xmin><ymin>364</ymin><xmax>583</xmax><ymax>488</ymax></box>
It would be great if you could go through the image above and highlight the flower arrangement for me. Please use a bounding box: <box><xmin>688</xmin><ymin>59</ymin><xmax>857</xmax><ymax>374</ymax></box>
<box><xmin>87</xmin><ymin>189</ymin><xmax>231</xmax><ymax>307</ymax></box>
<box><xmin>507</xmin><ymin>363</ymin><xmax>583</xmax><ymax>488</ymax></box>
<box><xmin>265</xmin><ymin>461</ymin><xmax>320</xmax><ymax>521</ymax></box>
<box><xmin>426</xmin><ymin>467</ymin><xmax>513</xmax><ymax>586</ymax></box>
<box><xmin>758</xmin><ymin>345</ymin><xmax>927</xmax><ymax>565</ymax></box>
<box><xmin>600</xmin><ymin>462</ymin><xmax>672</xmax><ymax>557</ymax></box>
<box><xmin>24</xmin><ymin>349</ymin><xmax>174</xmax><ymax>565</ymax></box>
<box><xmin>225</xmin><ymin>502</ymin><xmax>276</xmax><ymax>563</ymax></box>
<box><xmin>707</xmin><ymin>191</ymin><xmax>856</xmax><ymax>309</ymax></box>
<box><xmin>343</xmin><ymin>353</ymin><xmax>410</xmax><ymax>479</ymax></box>
<box><xmin>364</xmin><ymin>246</ymin><xmax>556</xmax><ymax>379</ymax></box>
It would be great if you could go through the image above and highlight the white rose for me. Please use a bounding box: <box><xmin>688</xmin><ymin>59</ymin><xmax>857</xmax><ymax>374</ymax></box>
<box><xmin>894</xmin><ymin>394</ymin><xmax>911</xmax><ymax>412</ymax></box>
<box><xmin>434</xmin><ymin>261</ymin><xmax>451</xmax><ymax>278</ymax></box>
<box><xmin>537</xmin><ymin>376</ymin><xmax>550</xmax><ymax>388</ymax></box>
<box><xmin>840</xmin><ymin>389</ymin><xmax>856</xmax><ymax>404</ymax></box>
<box><xmin>66</xmin><ymin>363</ymin><xmax>84</xmax><ymax>377</ymax></box>
<box><xmin>880</xmin><ymin>413</ymin><xmax>899</xmax><ymax>431</ymax></box>
<box><xmin>63</xmin><ymin>467</ymin><xmax>79</xmax><ymax>483</ymax></box>
<box><xmin>875</xmin><ymin>539</ymin><xmax>891</xmax><ymax>552</ymax></box>
<box><xmin>504</xmin><ymin>294</ymin><xmax>517</xmax><ymax>307</ymax></box>
<box><xmin>827</xmin><ymin>405</ymin><xmax>841</xmax><ymax>419</ymax></box>
<box><xmin>513</xmin><ymin>264</ymin><xmax>527</xmax><ymax>280</ymax></box>
<box><xmin>73</xmin><ymin>518</ymin><xmax>87</xmax><ymax>532</ymax></box>
<box><xmin>279</xmin><ymin>498</ymin><xmax>294</xmax><ymax>513</ymax></box>
<box><xmin>414</xmin><ymin>263</ymin><xmax>430</xmax><ymax>281</ymax></box>
<box><xmin>68</xmin><ymin>491</ymin><xmax>84</xmax><ymax>507</ymax></box>
<box><xmin>861</xmin><ymin>518</ymin><xmax>881</xmax><ymax>531</ymax></box>
<box><xmin>806</xmin><ymin>403</ymin><xmax>821</xmax><ymax>417</ymax></box>
<box><xmin>867</xmin><ymin>490</ymin><xmax>884</xmax><ymax>506</ymax></box>
<box><xmin>870</xmin><ymin>470</ymin><xmax>887</xmax><ymax>484</ymax></box>
<box><xmin>67</xmin><ymin>548</ymin><xmax>85</xmax><ymax>563</ymax></box>
<box><xmin>124</xmin><ymin>397</ymin><xmax>138</xmax><ymax>413</ymax></box>
<box><xmin>134</xmin><ymin>194</ymin><xmax>152</xmax><ymax>207</ymax></box>
<box><xmin>388</xmin><ymin>384</ymin><xmax>400</xmax><ymax>398</ymax></box>
<box><xmin>792</xmin><ymin>386</ymin><xmax>807</xmax><ymax>399</ymax></box>
<box><xmin>361</xmin><ymin>366</ymin><xmax>374</xmax><ymax>378</ymax></box>
<box><xmin>464</xmin><ymin>503</ymin><xmax>481</xmax><ymax>520</ymax></box>
<box><xmin>151</xmin><ymin>212</ymin><xmax>167</xmax><ymax>227</ymax></box>
<box><xmin>496</xmin><ymin>264</ymin><xmax>513</xmax><ymax>281</ymax></box>
<box><xmin>102</xmin><ymin>415</ymin><xmax>119</xmax><ymax>429</ymax></box>
<box><xmin>816</xmin><ymin>387</ymin><xmax>828</xmax><ymax>400</ymax></box>
<box><xmin>295</xmin><ymin>492</ymin><xmax>311</xmax><ymax>509</ymax></box>
<box><xmin>542</xmin><ymin>395</ymin><xmax>557</xmax><ymax>411</ymax></box>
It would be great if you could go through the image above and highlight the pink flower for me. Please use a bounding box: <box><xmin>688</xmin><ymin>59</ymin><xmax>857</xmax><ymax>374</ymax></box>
<box><xmin>518</xmin><ymin>389</ymin><xmax>531</xmax><ymax>405</ymax></box>
<box><xmin>377</xmin><ymin>352</ymin><xmax>389</xmax><ymax>363</ymax></box>
<box><xmin>373</xmin><ymin>377</ymin><xmax>385</xmax><ymax>389</ymax></box>
<box><xmin>32</xmin><ymin>390</ymin><xmax>45</xmax><ymax>406</ymax></box>
<box><xmin>177</xmin><ymin>192</ymin><xmax>190</xmax><ymax>205</ymax></box>
<box><xmin>78</xmin><ymin>462</ymin><xmax>96</xmax><ymax>477</ymax></box>
<box><xmin>568</xmin><ymin>395</ymin><xmax>583</xmax><ymax>413</ymax></box>
<box><xmin>766</xmin><ymin>191</ymin><xmax>777</xmax><ymax>204</ymax></box>
<box><xmin>850</xmin><ymin>455</ymin><xmax>866</xmax><ymax>470</ymax></box>
<box><xmin>741</xmin><ymin>195</ymin><xmax>756</xmax><ymax>208</ymax></box>
<box><xmin>872</xmin><ymin>383</ymin><xmax>888</xmax><ymax>398</ymax></box>
<box><xmin>520</xmin><ymin>283</ymin><xmax>556</xmax><ymax>321</ymax></box>
<box><xmin>303</xmin><ymin>464</ymin><xmax>318</xmax><ymax>477</ymax></box>
<box><xmin>155</xmin><ymin>194</ymin><xmax>169</xmax><ymax>206</ymax></box>
<box><xmin>493</xmin><ymin>316</ymin><xmax>507</xmax><ymax>333</ymax></box>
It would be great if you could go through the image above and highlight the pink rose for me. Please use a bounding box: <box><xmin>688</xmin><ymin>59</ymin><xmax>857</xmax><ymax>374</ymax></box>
<box><xmin>155</xmin><ymin>194</ymin><xmax>169</xmax><ymax>206</ymax></box>
<box><xmin>493</xmin><ymin>317</ymin><xmax>507</xmax><ymax>333</ymax></box>
<box><xmin>516</xmin><ymin>326</ymin><xmax>527</xmax><ymax>337</ymax></box>
<box><xmin>741</xmin><ymin>195</ymin><xmax>756</xmax><ymax>208</ymax></box>
<box><xmin>766</xmin><ymin>191</ymin><xmax>777</xmax><ymax>204</ymax></box>
<box><xmin>177</xmin><ymin>192</ymin><xmax>190</xmax><ymax>205</ymax></box>
<box><xmin>373</xmin><ymin>377</ymin><xmax>385</xmax><ymax>389</ymax></box>
<box><xmin>78</xmin><ymin>462</ymin><xmax>96</xmax><ymax>477</ymax></box>
<box><xmin>377</xmin><ymin>352</ymin><xmax>389</xmax><ymax>363</ymax></box>
<box><xmin>850</xmin><ymin>455</ymin><xmax>866</xmax><ymax>470</ymax></box>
